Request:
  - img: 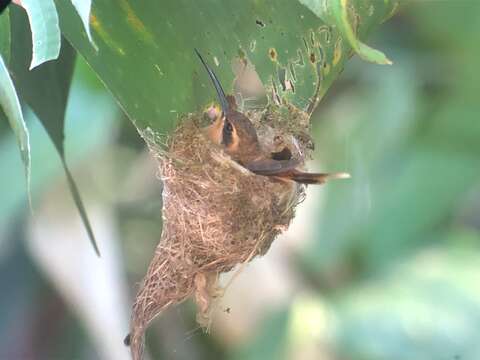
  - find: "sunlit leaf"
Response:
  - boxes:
[0,54,31,201]
[14,0,61,69]
[54,0,395,136]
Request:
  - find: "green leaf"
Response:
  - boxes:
[299,0,393,65]
[0,54,31,202]
[54,0,395,135]
[10,6,73,154]
[15,0,61,69]
[62,158,100,256]
[0,75,118,237]
[70,0,96,49]
[9,6,100,256]
[0,8,11,63]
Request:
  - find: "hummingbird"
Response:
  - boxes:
[195,49,350,185]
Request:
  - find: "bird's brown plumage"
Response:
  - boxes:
[196,49,349,185]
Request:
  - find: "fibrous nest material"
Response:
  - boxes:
[128,104,312,360]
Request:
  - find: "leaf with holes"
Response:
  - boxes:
[299,0,394,65]
[54,0,397,137]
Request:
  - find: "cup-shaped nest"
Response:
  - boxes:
[128,105,312,359]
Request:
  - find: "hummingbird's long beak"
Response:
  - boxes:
[195,48,230,115]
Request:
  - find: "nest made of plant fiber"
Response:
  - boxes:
[128,105,312,360]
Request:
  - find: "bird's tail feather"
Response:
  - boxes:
[286,171,351,185]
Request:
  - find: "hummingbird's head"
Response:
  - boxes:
[204,108,259,160]
[221,110,259,157]
[196,49,260,161]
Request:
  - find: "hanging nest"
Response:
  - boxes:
[127,104,313,360]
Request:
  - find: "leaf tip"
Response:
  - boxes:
[357,42,393,66]
[62,159,101,257]
[92,237,101,257]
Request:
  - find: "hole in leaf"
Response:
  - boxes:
[316,61,322,77]
[278,67,286,91]
[269,48,277,61]
[286,80,295,93]
[318,25,332,44]
[310,31,316,47]
[271,80,281,105]
[255,19,265,27]
[303,37,309,51]
[297,49,305,66]
[326,26,333,43]
[289,62,297,82]
[317,46,325,64]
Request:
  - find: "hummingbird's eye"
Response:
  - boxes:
[224,120,233,133]
[222,120,234,145]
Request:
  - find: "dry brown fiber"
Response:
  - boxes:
[128,104,315,360]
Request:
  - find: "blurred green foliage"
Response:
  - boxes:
[1,1,480,360]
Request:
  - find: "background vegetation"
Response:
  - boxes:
[1,1,480,359]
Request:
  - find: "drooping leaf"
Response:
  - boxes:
[298,0,394,65]
[54,0,396,136]
[70,0,96,49]
[14,0,61,69]
[62,158,100,256]
[0,54,31,201]
[0,8,10,63]
[0,73,118,239]
[10,6,73,154]
[9,5,100,256]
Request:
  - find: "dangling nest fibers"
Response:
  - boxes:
[128,104,312,360]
